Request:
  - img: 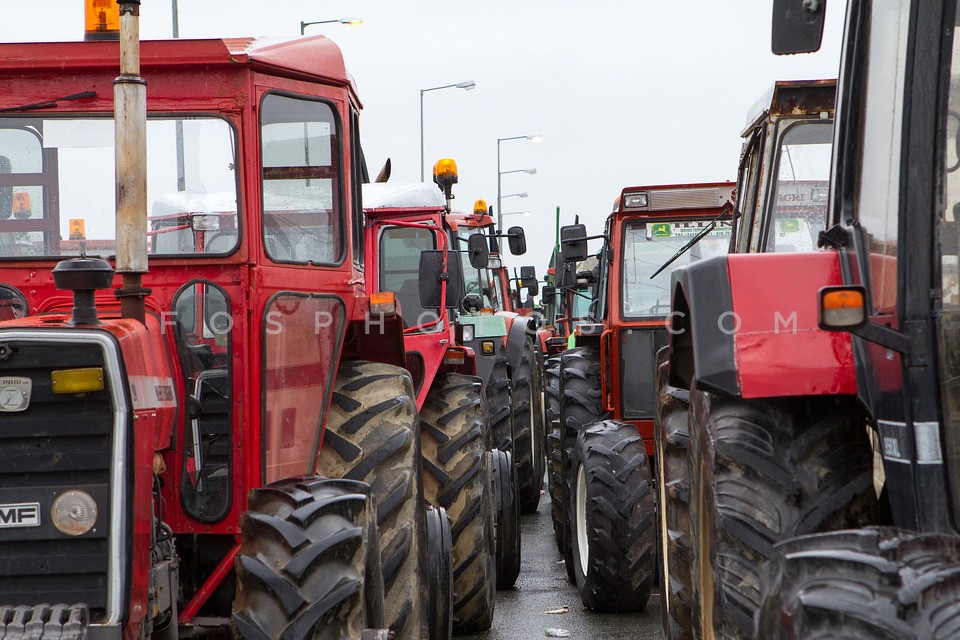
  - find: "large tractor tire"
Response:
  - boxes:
[233,477,382,640]
[559,347,608,582]
[420,373,496,633]
[654,357,694,640]
[492,448,521,589]
[512,338,545,514]
[570,420,655,612]
[544,356,564,552]
[756,527,960,639]
[424,504,453,640]
[317,362,427,640]
[688,390,879,639]
[486,351,514,454]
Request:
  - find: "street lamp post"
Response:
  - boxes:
[420,81,476,181]
[497,134,542,232]
[300,18,363,35]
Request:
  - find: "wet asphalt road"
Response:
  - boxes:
[461,487,665,640]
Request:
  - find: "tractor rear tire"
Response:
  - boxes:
[420,373,496,633]
[486,351,514,454]
[492,448,521,589]
[756,527,960,639]
[513,338,545,514]
[233,477,381,640]
[545,356,564,553]
[424,504,453,640]
[560,347,608,582]
[570,420,655,613]
[654,357,694,640]
[689,390,879,639]
[317,362,426,640]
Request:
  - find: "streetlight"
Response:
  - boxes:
[300,18,363,35]
[502,192,529,200]
[501,211,531,218]
[420,81,477,181]
[497,134,542,231]
[500,168,537,176]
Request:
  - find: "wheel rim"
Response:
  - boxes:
[576,463,589,576]
[529,382,538,466]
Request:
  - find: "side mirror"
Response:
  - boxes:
[419,251,464,309]
[520,265,539,296]
[771,0,826,55]
[560,224,588,262]
[507,226,527,255]
[542,285,557,301]
[468,233,490,269]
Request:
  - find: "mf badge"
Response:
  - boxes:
[0,377,31,412]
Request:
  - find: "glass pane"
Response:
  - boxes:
[260,94,343,265]
[457,229,495,307]
[621,220,732,318]
[940,9,960,527]
[173,282,233,522]
[0,117,238,259]
[263,295,345,483]
[379,226,438,328]
[765,121,833,253]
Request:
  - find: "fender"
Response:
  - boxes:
[669,251,856,398]
[502,310,534,374]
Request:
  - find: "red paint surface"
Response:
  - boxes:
[727,251,857,398]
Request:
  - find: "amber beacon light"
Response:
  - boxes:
[84,0,121,41]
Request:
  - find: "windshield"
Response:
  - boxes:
[571,286,594,319]
[621,219,731,318]
[0,116,237,259]
[765,120,833,252]
[379,225,439,329]
[456,228,496,307]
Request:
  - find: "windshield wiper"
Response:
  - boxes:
[0,91,97,113]
[649,205,736,280]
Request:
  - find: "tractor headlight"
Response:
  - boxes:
[51,490,98,536]
[461,324,475,343]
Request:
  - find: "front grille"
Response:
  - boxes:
[0,341,114,620]
[649,187,722,211]
[620,328,668,420]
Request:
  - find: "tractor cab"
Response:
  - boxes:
[559,182,735,449]
[733,79,836,254]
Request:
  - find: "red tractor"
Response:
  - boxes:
[653,78,837,640]
[655,1,960,637]
[756,0,960,636]
[0,7,453,640]
[362,165,523,594]
[552,182,735,612]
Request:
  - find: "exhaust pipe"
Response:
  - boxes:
[114,0,149,323]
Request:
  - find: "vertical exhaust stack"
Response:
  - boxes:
[114,0,149,323]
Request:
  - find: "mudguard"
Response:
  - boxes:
[669,251,856,399]
[503,311,535,374]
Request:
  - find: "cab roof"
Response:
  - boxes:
[0,36,359,100]
[741,78,836,137]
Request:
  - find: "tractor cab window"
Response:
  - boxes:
[621,219,731,319]
[260,93,344,265]
[173,281,233,522]
[736,127,765,252]
[0,116,238,259]
[379,225,439,328]
[764,121,833,252]
[456,229,495,308]
[939,8,960,527]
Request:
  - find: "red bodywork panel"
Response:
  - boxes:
[727,251,857,397]
[363,204,476,408]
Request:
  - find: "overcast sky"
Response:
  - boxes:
[0,1,846,275]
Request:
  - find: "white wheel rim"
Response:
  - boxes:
[576,463,589,576]
[530,382,538,466]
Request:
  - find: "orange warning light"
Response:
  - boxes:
[84,0,120,42]
[69,219,87,240]
[12,192,31,219]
